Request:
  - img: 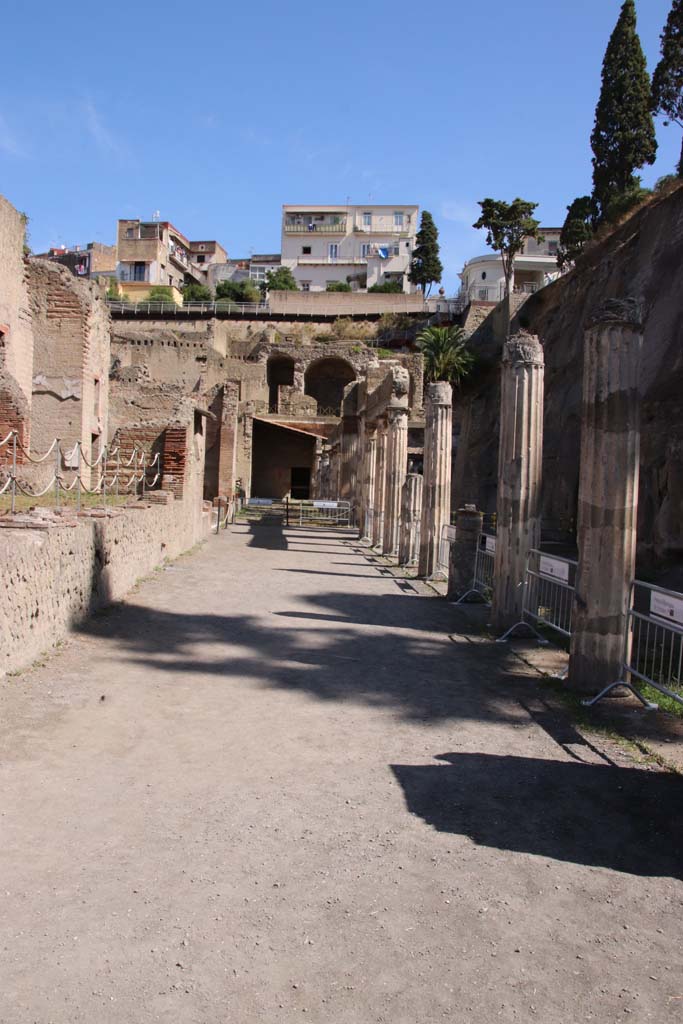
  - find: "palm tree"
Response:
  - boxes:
[417,325,475,385]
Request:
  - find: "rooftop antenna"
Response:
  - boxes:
[152,210,160,222]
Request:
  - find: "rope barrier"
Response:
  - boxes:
[0,431,15,449]
[14,477,59,498]
[17,438,59,464]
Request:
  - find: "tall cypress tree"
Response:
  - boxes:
[408,211,443,296]
[652,0,683,176]
[591,0,657,221]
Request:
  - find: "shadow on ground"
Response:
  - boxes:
[392,752,683,879]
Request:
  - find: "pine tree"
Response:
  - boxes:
[408,211,443,296]
[652,0,683,176]
[556,196,595,271]
[591,0,657,221]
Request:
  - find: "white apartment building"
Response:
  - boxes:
[459,228,562,303]
[280,205,419,293]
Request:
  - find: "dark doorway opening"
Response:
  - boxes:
[291,467,311,500]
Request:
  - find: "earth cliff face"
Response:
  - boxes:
[453,183,683,578]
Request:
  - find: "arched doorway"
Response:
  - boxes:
[267,354,296,413]
[304,357,356,416]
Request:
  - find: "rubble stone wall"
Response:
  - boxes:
[0,496,211,676]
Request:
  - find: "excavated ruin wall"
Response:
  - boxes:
[453,183,683,576]
[0,497,211,676]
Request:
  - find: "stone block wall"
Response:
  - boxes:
[0,496,211,676]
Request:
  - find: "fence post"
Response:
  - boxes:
[11,430,17,514]
[76,443,81,512]
[115,448,120,499]
[102,444,108,507]
[141,450,146,500]
[54,439,61,509]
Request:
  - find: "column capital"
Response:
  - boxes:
[424,381,452,407]
[586,297,642,331]
[504,331,544,368]
[386,405,409,426]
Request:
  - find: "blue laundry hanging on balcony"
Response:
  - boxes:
[377,247,389,259]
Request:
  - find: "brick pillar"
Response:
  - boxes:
[568,299,643,694]
[492,332,544,631]
[382,405,409,556]
[372,418,387,548]
[418,382,452,578]
[217,382,239,496]
[398,473,423,566]
[447,505,484,600]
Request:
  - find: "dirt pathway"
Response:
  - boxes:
[1,521,681,1023]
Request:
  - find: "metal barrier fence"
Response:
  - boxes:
[435,524,456,578]
[363,506,375,542]
[455,533,496,605]
[497,550,578,652]
[584,580,683,711]
[0,430,160,510]
[287,499,352,527]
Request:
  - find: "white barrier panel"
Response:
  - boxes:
[584,580,683,711]
[497,549,577,648]
[455,533,496,606]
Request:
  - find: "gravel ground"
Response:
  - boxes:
[1,520,681,1024]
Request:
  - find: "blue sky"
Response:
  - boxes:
[1,0,679,292]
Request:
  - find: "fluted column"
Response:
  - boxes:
[310,438,323,499]
[382,405,409,556]
[372,418,387,548]
[568,299,643,693]
[361,424,377,541]
[418,382,453,578]
[491,331,544,630]
[340,416,359,507]
[399,473,423,566]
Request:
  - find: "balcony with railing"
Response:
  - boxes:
[284,218,347,234]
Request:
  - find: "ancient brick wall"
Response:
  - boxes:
[28,261,111,476]
[0,195,34,447]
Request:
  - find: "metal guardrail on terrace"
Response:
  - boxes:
[107,300,269,317]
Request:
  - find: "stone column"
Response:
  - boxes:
[310,437,323,499]
[568,299,643,693]
[447,505,484,600]
[382,405,409,556]
[339,416,359,506]
[372,418,387,548]
[398,473,423,566]
[491,331,544,632]
[418,382,453,578]
[361,424,377,541]
[318,448,331,499]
